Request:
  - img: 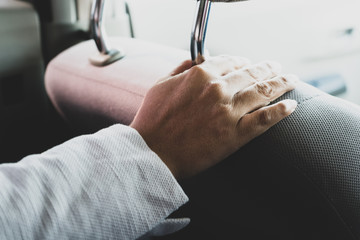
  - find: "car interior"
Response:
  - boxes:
[1,0,360,239]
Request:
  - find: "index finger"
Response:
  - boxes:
[169,60,194,76]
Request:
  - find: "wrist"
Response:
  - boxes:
[130,123,180,179]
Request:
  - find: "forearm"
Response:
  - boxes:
[0,124,188,240]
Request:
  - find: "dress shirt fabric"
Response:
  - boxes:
[0,124,189,239]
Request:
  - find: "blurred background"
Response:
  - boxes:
[27,0,360,104]
[102,0,360,105]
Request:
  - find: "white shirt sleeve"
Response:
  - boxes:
[0,124,189,240]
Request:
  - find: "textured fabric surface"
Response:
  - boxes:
[0,124,188,239]
[260,82,360,238]
[45,37,189,131]
[166,82,360,240]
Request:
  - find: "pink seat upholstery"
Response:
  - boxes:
[45,37,189,131]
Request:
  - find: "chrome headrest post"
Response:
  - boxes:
[89,0,125,66]
[191,0,212,65]
[190,0,247,65]
[91,0,109,54]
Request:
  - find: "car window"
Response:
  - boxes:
[104,0,360,105]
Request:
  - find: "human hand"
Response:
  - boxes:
[130,56,298,179]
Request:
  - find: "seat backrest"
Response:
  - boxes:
[176,82,360,240]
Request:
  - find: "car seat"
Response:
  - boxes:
[45,0,360,239]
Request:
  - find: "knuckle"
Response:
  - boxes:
[277,102,289,114]
[280,76,289,84]
[255,82,273,98]
[188,65,211,84]
[245,68,260,81]
[207,82,224,98]
[224,71,242,82]
[232,89,248,105]
[190,65,206,76]
[267,79,282,89]
[280,74,298,87]
[258,109,272,126]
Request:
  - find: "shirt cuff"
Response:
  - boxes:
[106,124,189,237]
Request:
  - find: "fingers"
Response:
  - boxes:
[170,60,194,76]
[222,61,283,96]
[201,55,251,77]
[237,99,298,145]
[156,59,193,84]
[241,61,282,82]
[232,74,298,115]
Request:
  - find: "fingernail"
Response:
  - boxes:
[285,99,298,113]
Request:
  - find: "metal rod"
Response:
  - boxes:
[89,0,126,66]
[191,0,212,65]
[90,0,110,54]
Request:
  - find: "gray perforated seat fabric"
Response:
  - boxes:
[162,82,360,240]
